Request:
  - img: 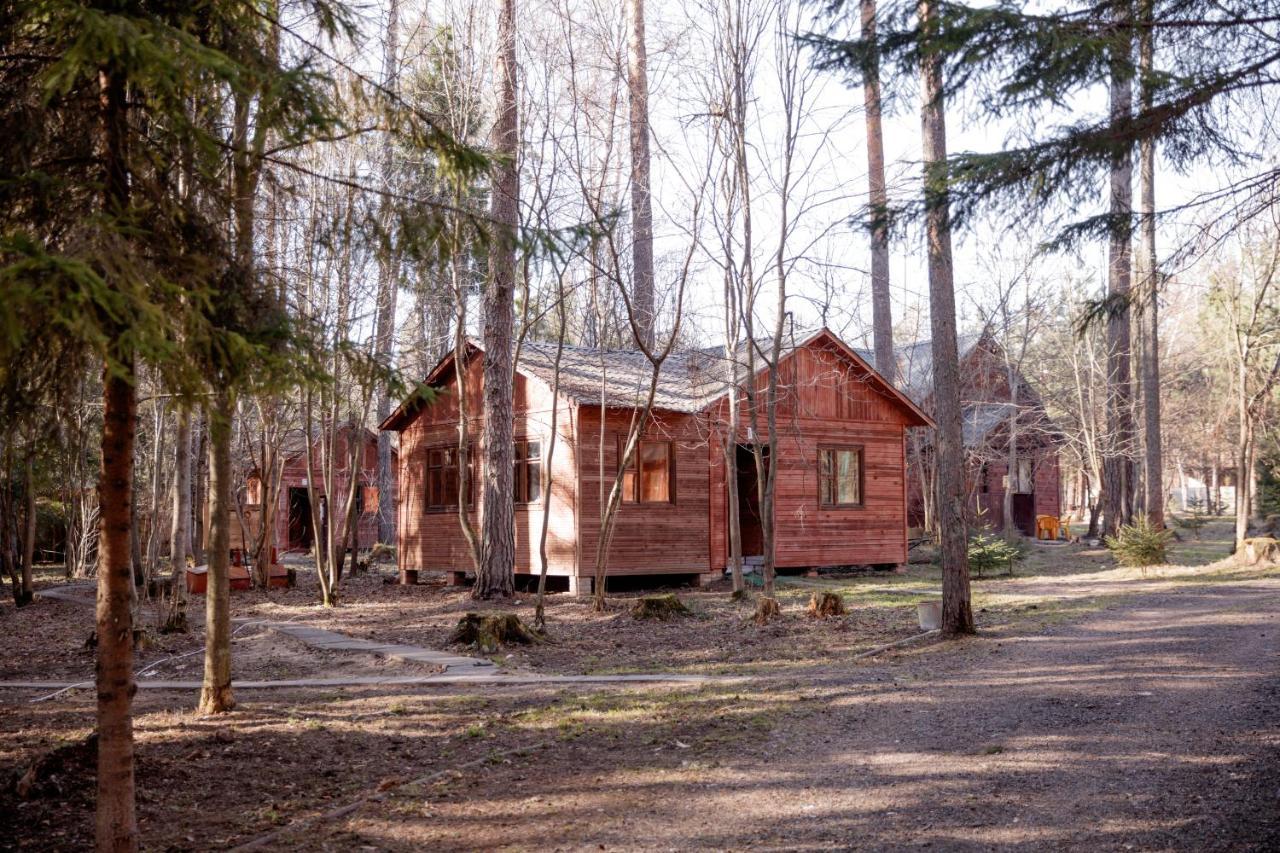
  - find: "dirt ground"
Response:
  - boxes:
[2,521,1278,850]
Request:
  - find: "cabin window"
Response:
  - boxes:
[619,438,674,504]
[425,444,472,511]
[513,439,542,505]
[819,446,864,507]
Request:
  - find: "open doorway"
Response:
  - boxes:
[1011,457,1036,536]
[736,444,770,558]
[287,487,314,550]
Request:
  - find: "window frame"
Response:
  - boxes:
[818,444,865,509]
[424,442,475,513]
[513,437,544,506]
[617,436,676,505]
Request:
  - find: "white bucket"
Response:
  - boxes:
[917,600,942,631]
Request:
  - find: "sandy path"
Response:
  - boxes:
[328,578,1280,851]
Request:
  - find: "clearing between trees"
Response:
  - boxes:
[2,521,1278,850]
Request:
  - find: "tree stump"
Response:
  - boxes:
[450,612,543,654]
[1242,537,1280,566]
[754,596,781,625]
[631,593,691,620]
[806,591,846,619]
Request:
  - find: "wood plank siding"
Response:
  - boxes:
[395,355,579,577]
[573,407,711,576]
[262,428,396,553]
[709,342,915,570]
[387,330,928,583]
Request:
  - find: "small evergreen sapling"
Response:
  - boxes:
[967,531,1023,577]
[1106,518,1174,568]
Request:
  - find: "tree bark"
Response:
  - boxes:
[1138,6,1163,528]
[1103,8,1136,537]
[95,61,139,853]
[21,455,35,605]
[919,0,973,635]
[374,0,401,545]
[191,413,206,565]
[96,360,139,853]
[862,0,894,385]
[475,0,518,599]
[164,407,191,630]
[627,0,655,350]
[199,393,234,714]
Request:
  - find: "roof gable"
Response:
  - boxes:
[381,327,933,431]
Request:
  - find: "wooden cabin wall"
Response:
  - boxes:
[259,429,396,553]
[969,447,1062,532]
[709,342,915,570]
[396,359,578,576]
[573,407,711,577]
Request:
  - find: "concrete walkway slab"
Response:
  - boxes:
[252,621,494,672]
[0,671,731,691]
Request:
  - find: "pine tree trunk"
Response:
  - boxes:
[475,0,518,600]
[1138,2,1164,528]
[627,0,655,350]
[862,0,894,384]
[96,360,139,853]
[919,0,973,635]
[199,394,234,714]
[95,62,139,853]
[1103,11,1136,537]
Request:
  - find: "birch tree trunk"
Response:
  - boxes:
[475,0,518,599]
[862,0,894,384]
[1103,9,1136,537]
[627,0,655,349]
[163,406,191,632]
[919,0,973,635]
[374,0,401,545]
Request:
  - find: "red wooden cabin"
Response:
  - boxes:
[889,333,1063,536]
[381,328,931,593]
[248,425,397,554]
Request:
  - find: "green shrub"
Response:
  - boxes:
[968,531,1024,577]
[1105,518,1174,568]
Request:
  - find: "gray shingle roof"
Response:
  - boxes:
[516,342,731,413]
[890,333,986,404]
[382,327,932,431]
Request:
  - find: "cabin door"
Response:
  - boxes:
[1011,494,1036,537]
[288,487,314,550]
[735,444,770,558]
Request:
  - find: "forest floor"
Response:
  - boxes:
[2,520,1279,850]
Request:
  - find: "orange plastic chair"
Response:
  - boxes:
[1035,515,1060,540]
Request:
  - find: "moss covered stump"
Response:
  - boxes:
[451,612,543,654]
[754,596,781,625]
[631,593,691,620]
[806,591,846,619]
[1242,537,1280,566]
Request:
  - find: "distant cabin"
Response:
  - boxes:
[888,333,1063,536]
[381,328,932,593]
[246,425,397,554]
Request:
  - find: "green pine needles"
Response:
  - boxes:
[1106,517,1174,568]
